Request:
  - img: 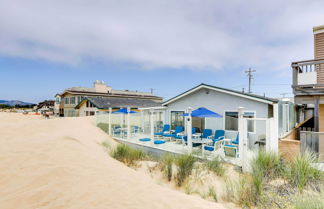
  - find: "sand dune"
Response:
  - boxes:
[0,113,225,209]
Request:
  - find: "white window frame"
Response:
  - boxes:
[223,110,256,134]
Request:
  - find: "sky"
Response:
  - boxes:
[0,0,324,103]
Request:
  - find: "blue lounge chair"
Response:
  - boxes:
[201,129,212,140]
[163,126,184,138]
[154,124,171,136]
[203,130,225,152]
[208,130,225,141]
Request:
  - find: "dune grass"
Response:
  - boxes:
[175,155,196,186]
[159,153,174,181]
[294,191,324,209]
[286,151,323,191]
[111,144,146,166]
[205,156,225,177]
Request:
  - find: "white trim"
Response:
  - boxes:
[223,110,256,134]
[163,85,275,106]
[139,106,166,110]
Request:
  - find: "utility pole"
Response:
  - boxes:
[280,93,288,98]
[149,88,155,94]
[245,68,256,93]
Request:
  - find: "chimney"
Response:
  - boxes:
[313,25,324,59]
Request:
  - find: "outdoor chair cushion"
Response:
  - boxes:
[154,140,166,144]
[204,146,214,151]
[139,138,151,142]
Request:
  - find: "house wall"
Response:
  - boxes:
[164,87,271,140]
[314,29,324,84]
[78,103,98,117]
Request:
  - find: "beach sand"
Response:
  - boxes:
[0,113,226,209]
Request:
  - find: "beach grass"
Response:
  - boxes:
[111,144,146,166]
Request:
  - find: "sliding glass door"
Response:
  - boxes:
[170,111,185,129]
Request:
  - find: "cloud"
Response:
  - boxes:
[0,0,323,71]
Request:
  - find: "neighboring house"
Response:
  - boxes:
[35,100,55,114]
[54,80,162,117]
[159,83,294,142]
[75,96,162,116]
[292,25,324,158]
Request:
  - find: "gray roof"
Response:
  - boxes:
[76,97,162,109]
[163,83,278,105]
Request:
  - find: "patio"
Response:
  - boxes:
[95,106,277,170]
[111,132,241,166]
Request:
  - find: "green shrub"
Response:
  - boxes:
[111,144,146,166]
[205,157,225,177]
[175,155,196,186]
[159,153,174,181]
[287,151,323,191]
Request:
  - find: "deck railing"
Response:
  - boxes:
[300,131,324,162]
[292,59,324,92]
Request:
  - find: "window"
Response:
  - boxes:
[225,111,255,132]
[77,96,82,103]
[65,97,69,104]
[55,97,60,104]
[170,111,184,129]
[70,97,75,104]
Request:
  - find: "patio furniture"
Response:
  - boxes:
[112,126,122,135]
[175,128,196,142]
[132,126,141,134]
[154,124,171,136]
[207,130,225,141]
[163,126,184,139]
[231,133,239,145]
[201,129,212,140]
[139,138,151,142]
[203,130,225,152]
[223,144,239,158]
[154,140,166,145]
[182,136,204,147]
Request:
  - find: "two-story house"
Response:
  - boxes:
[292,25,324,159]
[54,81,163,117]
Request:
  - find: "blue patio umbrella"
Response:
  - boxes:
[183,107,222,118]
[112,108,137,114]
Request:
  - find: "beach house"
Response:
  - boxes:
[75,96,161,116]
[161,83,294,144]
[292,25,324,160]
[54,81,162,117]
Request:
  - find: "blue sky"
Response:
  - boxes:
[1,0,323,103]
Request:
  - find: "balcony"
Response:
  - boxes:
[292,59,324,96]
